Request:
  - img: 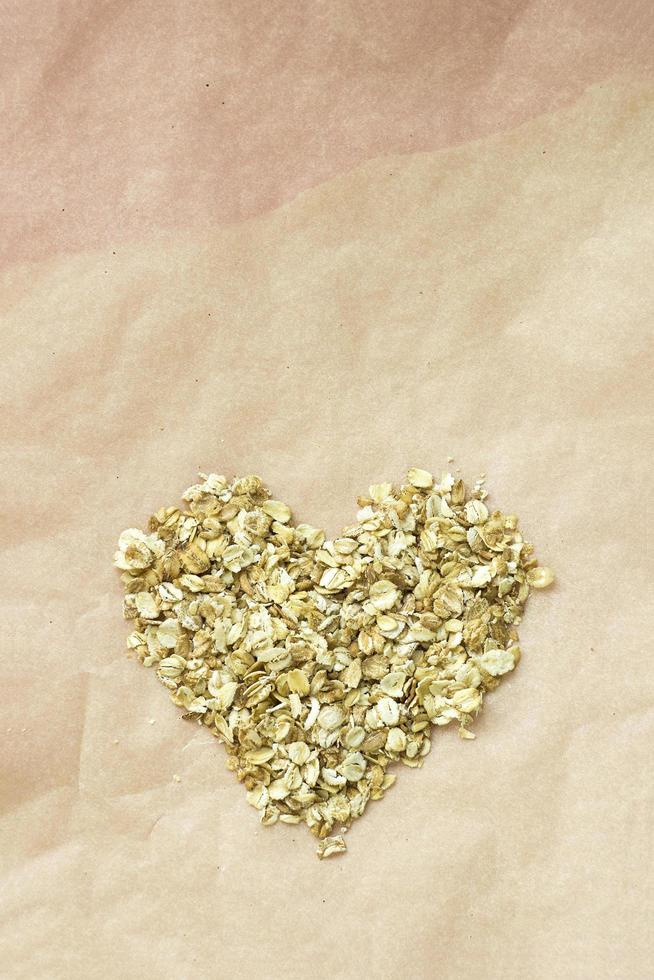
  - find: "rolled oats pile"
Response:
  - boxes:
[115,467,553,857]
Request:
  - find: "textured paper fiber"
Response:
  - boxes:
[1,4,653,978]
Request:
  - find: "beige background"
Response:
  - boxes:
[1,4,653,979]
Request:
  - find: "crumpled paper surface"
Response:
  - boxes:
[2,4,653,979]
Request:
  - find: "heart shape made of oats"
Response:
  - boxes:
[115,467,553,858]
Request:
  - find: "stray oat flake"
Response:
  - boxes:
[115,467,554,858]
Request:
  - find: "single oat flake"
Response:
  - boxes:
[115,467,554,858]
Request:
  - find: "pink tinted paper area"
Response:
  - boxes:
[1,3,653,979]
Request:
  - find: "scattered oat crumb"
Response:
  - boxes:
[316,835,347,859]
[113,738,119,745]
[172,774,181,783]
[148,718,156,725]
